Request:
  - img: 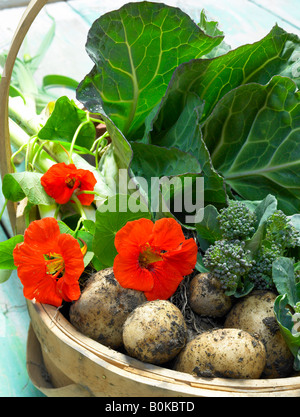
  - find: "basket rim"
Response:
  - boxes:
[27,300,300,395]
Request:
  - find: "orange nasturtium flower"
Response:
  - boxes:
[13,217,85,307]
[41,162,97,205]
[113,218,198,301]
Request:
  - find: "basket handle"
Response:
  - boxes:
[0,0,48,231]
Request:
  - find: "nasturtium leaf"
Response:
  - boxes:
[0,235,24,270]
[202,76,300,214]
[2,174,25,202]
[92,194,152,267]
[38,96,96,152]
[0,270,13,284]
[2,172,54,205]
[76,1,223,140]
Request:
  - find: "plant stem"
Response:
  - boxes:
[54,204,61,219]
[0,199,8,223]
[68,118,91,164]
[73,216,84,237]
[71,194,87,220]
[91,131,109,169]
[9,118,55,172]
[76,190,106,198]
[10,143,27,173]
[8,98,41,135]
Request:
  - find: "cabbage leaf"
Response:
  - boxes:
[202,76,300,214]
[77,1,223,140]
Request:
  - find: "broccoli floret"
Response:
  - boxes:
[247,210,300,290]
[248,244,280,291]
[203,204,300,296]
[203,239,254,292]
[217,200,256,240]
[265,210,300,253]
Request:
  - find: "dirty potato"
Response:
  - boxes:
[224,291,294,378]
[174,328,266,379]
[188,273,232,317]
[122,300,187,365]
[69,268,146,349]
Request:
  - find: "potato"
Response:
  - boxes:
[174,328,266,379]
[224,291,294,378]
[122,300,187,365]
[69,268,146,349]
[188,273,232,317]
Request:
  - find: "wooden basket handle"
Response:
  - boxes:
[0,0,48,231]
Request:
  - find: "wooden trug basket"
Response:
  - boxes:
[2,0,300,397]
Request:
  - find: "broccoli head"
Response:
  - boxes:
[265,210,300,253]
[248,244,280,291]
[245,211,300,291]
[217,200,256,240]
[203,202,300,296]
[203,239,254,292]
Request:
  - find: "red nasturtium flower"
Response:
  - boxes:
[113,218,198,301]
[13,217,85,307]
[41,162,97,205]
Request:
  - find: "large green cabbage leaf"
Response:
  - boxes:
[202,76,300,214]
[76,1,223,140]
[147,25,300,140]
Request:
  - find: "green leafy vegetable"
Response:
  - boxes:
[130,143,201,179]
[202,76,300,214]
[142,92,227,210]
[77,1,223,140]
[148,25,300,135]
[198,10,230,58]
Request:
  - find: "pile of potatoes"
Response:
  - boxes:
[69,268,294,380]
